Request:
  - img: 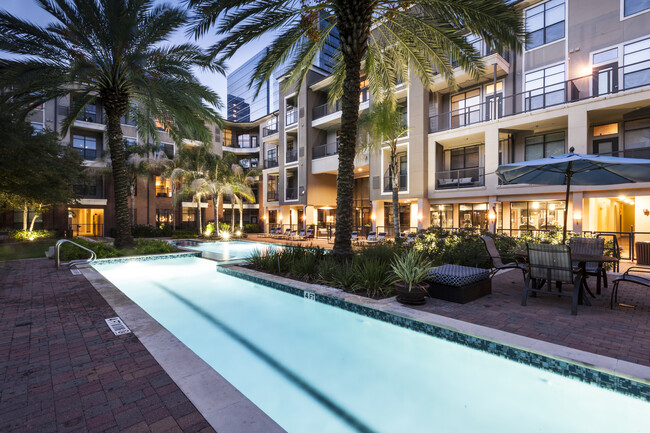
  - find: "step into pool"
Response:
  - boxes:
[93,256,650,433]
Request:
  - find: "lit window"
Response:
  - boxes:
[624,0,650,17]
[155,176,172,197]
[593,123,619,137]
[525,0,565,50]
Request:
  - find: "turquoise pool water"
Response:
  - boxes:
[180,240,279,261]
[93,256,650,433]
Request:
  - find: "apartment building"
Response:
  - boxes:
[260,0,650,244]
[3,94,223,236]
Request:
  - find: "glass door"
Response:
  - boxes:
[593,62,618,96]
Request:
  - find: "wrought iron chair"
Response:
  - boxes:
[611,267,650,309]
[480,236,527,280]
[522,243,584,315]
[569,237,606,294]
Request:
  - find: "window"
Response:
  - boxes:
[430,204,454,228]
[623,38,650,89]
[526,0,565,50]
[156,209,174,227]
[451,89,480,128]
[78,103,98,123]
[525,132,565,160]
[593,48,618,65]
[74,176,102,197]
[510,201,565,231]
[72,134,98,160]
[525,64,565,110]
[450,146,480,170]
[594,123,619,137]
[267,176,278,201]
[459,203,488,229]
[31,123,44,134]
[155,176,172,197]
[624,118,650,158]
[222,129,233,147]
[624,0,650,17]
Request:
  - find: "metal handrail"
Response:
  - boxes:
[55,239,97,270]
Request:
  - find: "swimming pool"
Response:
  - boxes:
[178,240,280,261]
[93,256,650,433]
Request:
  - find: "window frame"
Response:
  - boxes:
[524,131,566,161]
[524,0,566,51]
[621,0,650,19]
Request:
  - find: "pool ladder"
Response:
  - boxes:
[55,239,97,270]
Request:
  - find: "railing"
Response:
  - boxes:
[595,148,650,159]
[59,105,104,124]
[69,223,105,237]
[72,147,101,160]
[383,173,408,192]
[223,135,259,149]
[286,148,298,163]
[286,187,298,200]
[55,239,97,270]
[429,60,650,134]
[264,158,278,169]
[263,126,278,137]
[286,108,298,126]
[375,226,419,238]
[267,190,278,201]
[436,167,485,189]
[313,100,342,120]
[312,141,339,159]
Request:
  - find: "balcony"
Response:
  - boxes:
[312,141,338,159]
[383,173,408,192]
[286,187,298,201]
[286,108,298,126]
[436,167,485,190]
[312,87,370,121]
[286,148,298,163]
[267,190,278,202]
[264,157,278,169]
[59,105,105,130]
[263,126,278,137]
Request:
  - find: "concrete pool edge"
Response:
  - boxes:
[78,264,286,433]
[219,264,650,401]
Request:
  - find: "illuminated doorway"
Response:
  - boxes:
[69,208,104,237]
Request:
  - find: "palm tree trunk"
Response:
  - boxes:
[332,0,373,260]
[231,201,235,231]
[130,185,135,225]
[171,185,176,231]
[103,97,134,249]
[238,197,244,230]
[196,198,202,235]
[213,197,218,230]
[391,146,400,238]
[216,193,221,233]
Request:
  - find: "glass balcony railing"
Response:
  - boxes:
[383,173,408,192]
[263,126,278,136]
[312,141,339,159]
[285,187,298,201]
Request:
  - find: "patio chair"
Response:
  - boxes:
[303,228,314,240]
[275,228,291,239]
[480,236,527,280]
[364,231,377,244]
[522,243,584,315]
[351,231,359,242]
[291,229,306,240]
[376,232,387,243]
[569,237,606,294]
[611,267,650,309]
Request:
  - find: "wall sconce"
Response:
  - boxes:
[370,213,376,221]
[532,201,540,209]
[573,212,582,221]
[278,213,283,221]
[302,214,306,221]
[417,213,423,222]
[488,210,496,221]
[644,209,650,216]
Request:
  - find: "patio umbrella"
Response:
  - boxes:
[496,147,650,242]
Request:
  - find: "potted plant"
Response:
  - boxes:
[391,249,433,305]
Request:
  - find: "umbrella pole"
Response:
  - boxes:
[562,163,573,243]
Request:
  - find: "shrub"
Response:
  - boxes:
[171,229,198,239]
[244,223,261,233]
[9,229,55,241]
[131,224,160,238]
[133,239,180,255]
[58,238,180,261]
[391,249,433,291]
[329,261,357,290]
[353,258,395,298]
[218,222,231,233]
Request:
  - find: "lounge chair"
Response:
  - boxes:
[364,231,377,244]
[376,232,387,242]
[569,237,607,294]
[262,227,279,238]
[351,231,359,244]
[611,267,650,309]
[291,229,306,240]
[481,236,527,280]
[275,228,291,239]
[302,228,314,240]
[522,243,584,315]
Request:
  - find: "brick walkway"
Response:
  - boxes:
[414,269,650,367]
[0,258,215,433]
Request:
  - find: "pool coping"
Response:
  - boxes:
[78,263,286,433]
[218,264,650,402]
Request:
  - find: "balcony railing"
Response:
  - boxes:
[223,135,259,149]
[263,126,278,137]
[267,190,278,201]
[312,87,370,120]
[58,105,104,124]
[312,141,339,159]
[383,173,408,192]
[436,167,485,189]
[429,60,650,134]
[286,148,298,163]
[286,108,298,126]
[72,147,100,160]
[286,187,298,200]
[264,158,278,169]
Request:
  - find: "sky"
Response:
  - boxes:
[1,0,274,116]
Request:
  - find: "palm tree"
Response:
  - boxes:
[0,0,222,248]
[359,98,409,238]
[188,0,524,259]
[229,164,261,231]
[193,153,238,235]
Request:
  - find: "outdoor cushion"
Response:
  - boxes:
[459,177,473,184]
[427,264,490,287]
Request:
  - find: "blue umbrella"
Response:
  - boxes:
[496,147,650,241]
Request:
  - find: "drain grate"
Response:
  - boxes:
[105,317,131,336]
[70,268,81,275]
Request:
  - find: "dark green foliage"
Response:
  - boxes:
[244,223,261,233]
[131,225,173,238]
[171,230,199,239]
[352,258,395,298]
[58,238,181,261]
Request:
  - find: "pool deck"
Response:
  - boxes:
[3,254,650,433]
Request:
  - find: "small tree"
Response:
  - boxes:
[359,98,409,237]
[0,114,83,233]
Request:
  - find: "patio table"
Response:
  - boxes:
[515,251,619,306]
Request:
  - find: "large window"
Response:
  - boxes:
[72,134,98,160]
[624,0,650,17]
[624,118,650,158]
[525,64,565,110]
[623,38,650,89]
[430,204,454,228]
[459,203,488,229]
[525,132,565,160]
[155,176,171,197]
[525,0,565,50]
[267,176,278,201]
[451,89,480,128]
[510,201,565,232]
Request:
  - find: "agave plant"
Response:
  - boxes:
[391,249,433,292]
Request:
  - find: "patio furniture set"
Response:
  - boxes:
[262,227,314,241]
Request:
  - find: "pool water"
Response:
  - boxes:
[180,240,279,261]
[93,257,650,433]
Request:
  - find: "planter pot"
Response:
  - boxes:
[395,282,428,305]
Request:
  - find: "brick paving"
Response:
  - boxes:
[0,258,216,433]
[414,269,650,367]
